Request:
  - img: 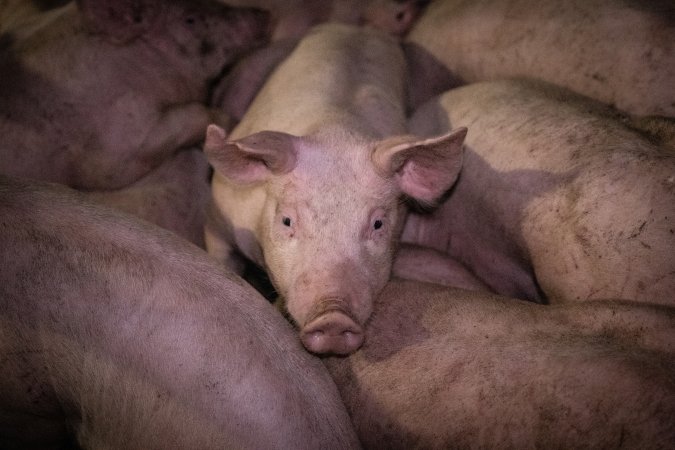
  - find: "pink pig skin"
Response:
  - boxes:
[0,0,268,189]
[406,0,675,116]
[205,23,466,355]
[405,79,675,305]
[0,174,360,450]
[324,279,675,449]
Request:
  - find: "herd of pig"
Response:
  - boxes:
[1,0,674,448]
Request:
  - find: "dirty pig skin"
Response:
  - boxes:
[405,78,675,305]
[324,278,675,449]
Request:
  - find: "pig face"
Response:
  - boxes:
[206,125,466,355]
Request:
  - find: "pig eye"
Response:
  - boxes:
[373,219,383,230]
[282,217,292,227]
[185,17,196,25]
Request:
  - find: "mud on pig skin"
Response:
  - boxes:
[324,279,675,449]
[0,0,268,190]
[406,0,675,116]
[0,174,360,450]
[205,23,466,355]
[405,78,675,305]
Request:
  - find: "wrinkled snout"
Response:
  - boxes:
[300,298,364,355]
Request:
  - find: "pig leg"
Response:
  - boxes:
[394,243,492,293]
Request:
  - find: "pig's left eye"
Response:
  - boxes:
[282,216,292,227]
[373,219,383,230]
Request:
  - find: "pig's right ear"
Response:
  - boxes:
[204,125,298,184]
[77,0,159,44]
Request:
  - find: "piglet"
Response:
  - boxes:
[0,174,360,449]
[205,23,466,355]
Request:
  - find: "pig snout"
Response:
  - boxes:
[300,298,364,356]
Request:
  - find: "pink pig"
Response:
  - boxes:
[205,23,465,355]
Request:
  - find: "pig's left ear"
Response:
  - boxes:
[205,124,298,184]
[77,0,160,44]
[372,127,467,206]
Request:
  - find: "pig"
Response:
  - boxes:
[85,148,211,247]
[0,174,360,449]
[323,279,675,449]
[0,0,268,190]
[405,0,675,116]
[404,78,675,304]
[210,0,431,126]
[221,0,427,40]
[204,23,466,355]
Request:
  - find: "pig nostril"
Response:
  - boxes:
[300,311,364,355]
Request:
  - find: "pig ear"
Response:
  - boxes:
[372,127,467,206]
[204,125,298,184]
[77,0,160,43]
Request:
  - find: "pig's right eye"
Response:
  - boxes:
[282,217,292,227]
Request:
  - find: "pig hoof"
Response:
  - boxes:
[301,311,364,355]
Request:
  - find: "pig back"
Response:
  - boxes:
[231,22,408,139]
[324,279,675,449]
[0,175,360,449]
[406,78,675,305]
[406,0,675,116]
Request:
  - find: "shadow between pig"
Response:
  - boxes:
[407,140,577,303]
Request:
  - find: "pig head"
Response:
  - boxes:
[205,125,465,355]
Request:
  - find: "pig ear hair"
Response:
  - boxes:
[77,0,160,44]
[372,127,467,206]
[204,125,298,184]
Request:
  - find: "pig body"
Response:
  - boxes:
[405,79,675,304]
[0,0,267,189]
[0,174,360,449]
[86,148,211,247]
[222,0,426,40]
[406,0,675,116]
[324,279,675,448]
[205,23,466,354]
